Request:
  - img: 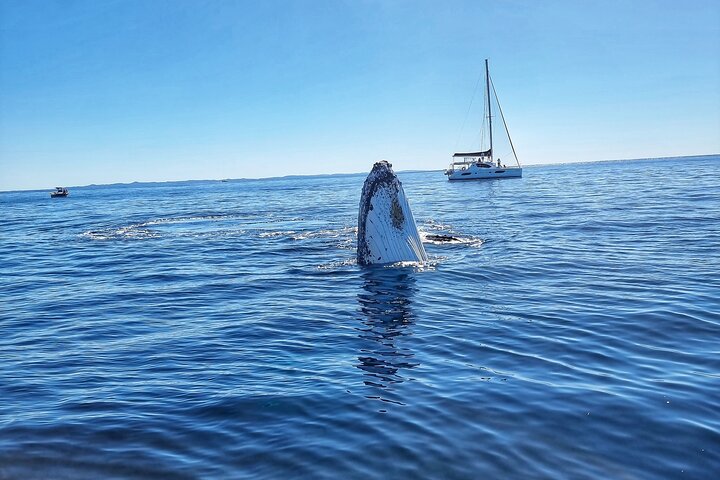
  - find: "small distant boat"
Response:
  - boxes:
[50,187,69,198]
[445,59,522,181]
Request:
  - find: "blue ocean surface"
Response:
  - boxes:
[1,155,719,479]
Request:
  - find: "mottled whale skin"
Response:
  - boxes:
[357,161,428,265]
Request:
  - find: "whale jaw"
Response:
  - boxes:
[357,161,428,266]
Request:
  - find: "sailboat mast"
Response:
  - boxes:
[485,59,493,160]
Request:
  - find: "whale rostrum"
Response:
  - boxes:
[357,161,428,265]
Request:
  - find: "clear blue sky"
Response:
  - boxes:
[1,0,719,191]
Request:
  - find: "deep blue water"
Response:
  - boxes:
[1,156,719,479]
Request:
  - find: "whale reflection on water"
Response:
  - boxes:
[356,267,419,405]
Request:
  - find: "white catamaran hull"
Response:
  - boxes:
[446,165,522,181]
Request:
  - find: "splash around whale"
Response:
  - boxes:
[357,161,428,266]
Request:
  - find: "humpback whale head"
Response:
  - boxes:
[357,161,428,266]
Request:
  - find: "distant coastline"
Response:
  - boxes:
[522,153,719,168]
[2,153,718,194]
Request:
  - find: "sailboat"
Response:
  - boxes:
[445,59,522,180]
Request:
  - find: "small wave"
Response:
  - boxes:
[141,214,234,227]
[422,218,454,230]
[385,260,438,271]
[317,258,357,270]
[81,227,161,241]
[256,226,356,243]
[80,214,246,241]
[292,226,356,241]
[258,230,297,238]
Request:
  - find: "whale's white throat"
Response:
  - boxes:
[357,161,428,265]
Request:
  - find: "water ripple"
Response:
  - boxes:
[1,157,720,478]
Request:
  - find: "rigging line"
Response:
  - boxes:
[479,83,487,150]
[489,74,521,167]
[455,70,484,150]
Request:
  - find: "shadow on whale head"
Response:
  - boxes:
[357,161,428,266]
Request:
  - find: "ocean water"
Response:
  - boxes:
[1,155,719,479]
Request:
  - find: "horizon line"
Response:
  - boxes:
[2,153,718,194]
